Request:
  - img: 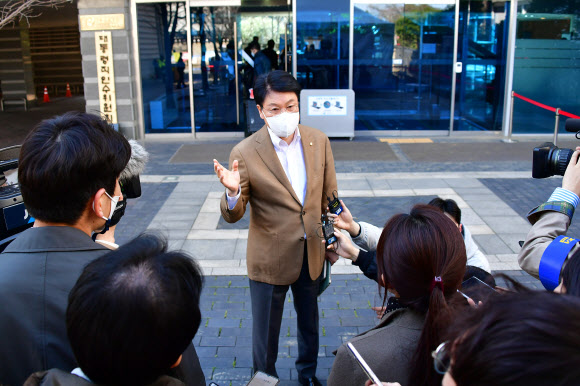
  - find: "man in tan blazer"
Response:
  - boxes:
[213,71,337,386]
[519,146,580,290]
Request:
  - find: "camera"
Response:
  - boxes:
[0,146,34,252]
[532,119,580,179]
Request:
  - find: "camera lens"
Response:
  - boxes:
[550,148,574,176]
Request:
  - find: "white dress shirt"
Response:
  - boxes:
[227,127,307,209]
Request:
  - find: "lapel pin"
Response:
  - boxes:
[309,142,313,146]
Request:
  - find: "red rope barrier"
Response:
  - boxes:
[513,92,580,119]
[560,110,580,119]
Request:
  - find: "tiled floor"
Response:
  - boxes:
[139,171,533,275]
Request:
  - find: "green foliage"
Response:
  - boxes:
[395,17,420,49]
[241,16,289,47]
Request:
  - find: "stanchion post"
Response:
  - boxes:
[554,108,560,146]
[502,90,516,143]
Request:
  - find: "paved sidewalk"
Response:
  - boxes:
[194,269,539,386]
[139,171,536,275]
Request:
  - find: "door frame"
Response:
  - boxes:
[132,0,242,138]
[348,0,459,134]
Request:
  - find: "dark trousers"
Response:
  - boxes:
[249,245,320,379]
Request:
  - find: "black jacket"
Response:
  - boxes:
[25,368,185,386]
[254,51,272,76]
[353,249,378,282]
[0,227,205,386]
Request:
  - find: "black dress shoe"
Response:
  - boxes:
[298,375,322,386]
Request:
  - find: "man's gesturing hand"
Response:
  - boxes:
[562,147,580,196]
[213,159,240,197]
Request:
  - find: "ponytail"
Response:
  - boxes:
[375,205,467,386]
[408,283,457,386]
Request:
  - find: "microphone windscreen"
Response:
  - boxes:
[119,140,149,181]
[565,118,580,133]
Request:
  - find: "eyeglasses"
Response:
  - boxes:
[432,341,451,375]
[262,104,299,117]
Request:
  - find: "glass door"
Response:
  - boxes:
[136,1,192,133]
[190,5,241,132]
[453,0,509,131]
[351,0,456,131]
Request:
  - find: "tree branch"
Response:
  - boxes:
[0,0,69,30]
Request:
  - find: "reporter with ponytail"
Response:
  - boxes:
[327,205,467,386]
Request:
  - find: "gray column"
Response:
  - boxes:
[77,0,139,139]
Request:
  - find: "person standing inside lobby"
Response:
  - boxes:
[213,70,337,386]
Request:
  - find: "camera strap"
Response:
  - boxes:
[539,235,578,290]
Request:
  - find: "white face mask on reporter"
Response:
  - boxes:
[92,191,121,227]
[264,111,300,139]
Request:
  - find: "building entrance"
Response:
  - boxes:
[135,0,291,135]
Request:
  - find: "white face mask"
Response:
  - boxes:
[264,111,300,138]
[93,191,121,222]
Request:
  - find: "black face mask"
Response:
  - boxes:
[109,193,127,227]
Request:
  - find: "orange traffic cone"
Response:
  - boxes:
[43,86,50,103]
[65,83,71,97]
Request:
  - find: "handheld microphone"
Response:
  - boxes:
[109,140,149,227]
[119,140,149,199]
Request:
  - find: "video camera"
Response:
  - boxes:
[533,119,580,178]
[0,146,34,252]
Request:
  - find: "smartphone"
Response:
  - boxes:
[246,371,279,386]
[347,342,382,386]
[460,276,497,304]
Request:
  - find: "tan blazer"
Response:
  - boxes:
[220,124,337,285]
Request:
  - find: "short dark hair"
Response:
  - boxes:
[18,112,130,224]
[66,234,204,385]
[267,39,275,48]
[254,70,301,107]
[446,291,580,385]
[563,250,580,296]
[249,41,260,51]
[428,197,461,224]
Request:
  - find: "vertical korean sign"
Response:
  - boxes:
[95,31,117,124]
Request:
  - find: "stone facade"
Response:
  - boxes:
[78,0,139,139]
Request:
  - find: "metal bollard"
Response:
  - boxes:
[502,91,517,143]
[553,108,560,146]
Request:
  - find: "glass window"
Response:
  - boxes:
[512,2,580,134]
[137,2,191,134]
[296,0,350,90]
[352,3,456,131]
[190,6,241,132]
[454,0,509,131]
